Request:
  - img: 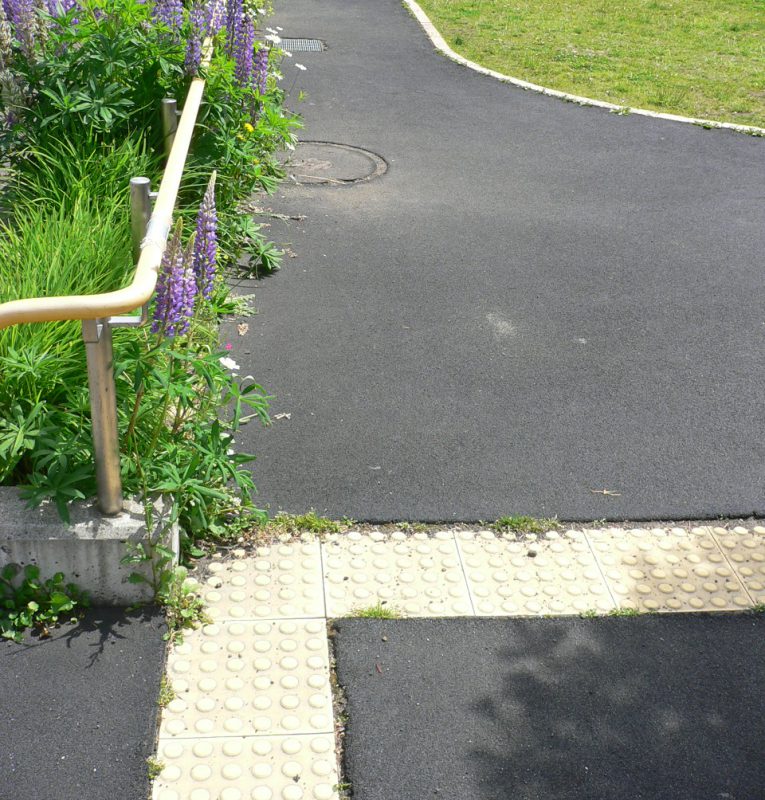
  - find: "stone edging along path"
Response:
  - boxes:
[151,523,765,800]
[402,0,765,137]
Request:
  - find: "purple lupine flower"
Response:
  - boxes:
[233,10,254,88]
[7,0,37,60]
[152,0,183,36]
[184,2,204,76]
[205,0,224,35]
[152,224,197,337]
[192,172,217,299]
[224,0,242,56]
[254,44,268,96]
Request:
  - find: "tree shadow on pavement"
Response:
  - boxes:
[468,614,765,800]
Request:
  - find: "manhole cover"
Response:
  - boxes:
[280,37,325,52]
[286,141,388,185]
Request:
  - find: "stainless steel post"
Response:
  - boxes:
[129,177,151,265]
[161,98,178,160]
[82,318,123,515]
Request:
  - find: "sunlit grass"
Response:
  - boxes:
[418,0,765,127]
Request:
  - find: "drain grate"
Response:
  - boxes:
[279,37,325,52]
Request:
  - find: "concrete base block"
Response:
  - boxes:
[0,487,179,605]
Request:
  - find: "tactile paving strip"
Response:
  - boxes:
[709,525,765,605]
[185,543,325,621]
[322,531,473,617]
[152,733,338,800]
[456,529,615,615]
[160,619,333,739]
[588,527,752,612]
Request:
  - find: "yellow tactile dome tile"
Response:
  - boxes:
[708,525,765,605]
[160,619,334,739]
[455,529,615,615]
[152,733,339,800]
[587,527,752,612]
[322,530,473,617]
[185,543,326,621]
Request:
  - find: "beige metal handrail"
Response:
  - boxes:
[0,43,213,514]
[0,68,208,328]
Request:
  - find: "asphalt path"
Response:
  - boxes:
[333,615,765,800]
[230,0,765,521]
[0,607,166,800]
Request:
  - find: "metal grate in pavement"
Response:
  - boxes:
[279,37,325,52]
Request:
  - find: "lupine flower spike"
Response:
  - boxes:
[206,0,225,36]
[152,0,183,37]
[224,0,242,56]
[233,9,254,88]
[184,2,204,76]
[254,44,268,96]
[7,0,37,60]
[152,222,197,338]
[193,171,218,300]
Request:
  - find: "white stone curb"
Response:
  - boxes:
[402,0,765,137]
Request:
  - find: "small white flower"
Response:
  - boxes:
[219,357,240,372]
[257,8,266,14]
[265,26,277,34]
[276,26,283,31]
[285,142,295,150]
[265,34,281,44]
[295,63,307,71]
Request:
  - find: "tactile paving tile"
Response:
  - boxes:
[456,529,615,615]
[152,733,338,800]
[184,543,325,621]
[708,525,765,605]
[322,531,473,617]
[160,619,333,738]
[587,527,752,612]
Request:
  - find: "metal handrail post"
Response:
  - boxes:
[161,98,178,160]
[82,318,123,514]
[129,177,152,264]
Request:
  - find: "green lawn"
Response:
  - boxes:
[416,0,765,127]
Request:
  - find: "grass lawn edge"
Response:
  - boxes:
[402,0,765,137]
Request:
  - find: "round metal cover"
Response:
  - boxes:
[286,141,387,185]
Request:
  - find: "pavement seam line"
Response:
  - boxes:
[451,529,478,616]
[581,528,619,611]
[401,0,765,137]
[318,536,330,620]
[705,526,758,607]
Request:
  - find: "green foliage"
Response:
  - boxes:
[0,1,299,616]
[0,563,90,642]
[147,756,165,781]
[351,603,400,619]
[609,607,642,617]
[1,0,184,157]
[492,515,562,533]
[228,215,284,277]
[123,530,210,643]
[157,566,210,643]
[270,511,350,535]
[158,674,176,708]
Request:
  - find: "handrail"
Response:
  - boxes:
[0,43,212,330]
[0,42,214,515]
